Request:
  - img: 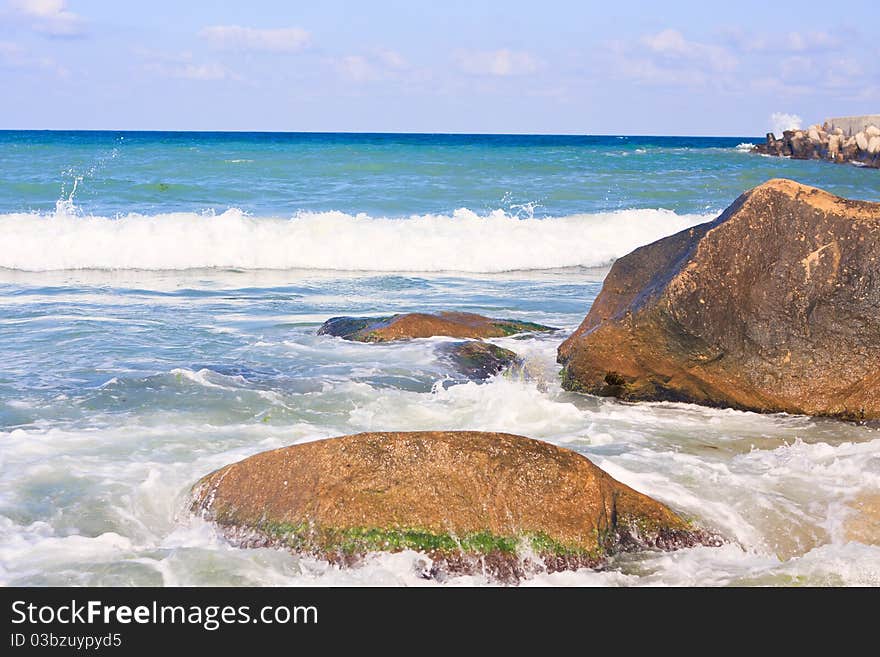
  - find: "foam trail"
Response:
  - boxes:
[0,207,713,272]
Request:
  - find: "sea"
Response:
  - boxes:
[1,131,879,586]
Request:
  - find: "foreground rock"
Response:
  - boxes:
[558,179,880,421]
[318,311,556,342]
[438,341,519,380]
[191,431,715,581]
[753,115,880,168]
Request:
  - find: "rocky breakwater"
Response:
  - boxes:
[191,431,718,581]
[558,179,880,421]
[318,311,557,381]
[753,115,880,168]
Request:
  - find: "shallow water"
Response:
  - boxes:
[1,268,877,586]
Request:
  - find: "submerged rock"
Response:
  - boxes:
[558,179,880,420]
[191,431,716,581]
[438,340,519,380]
[845,493,880,546]
[317,311,556,342]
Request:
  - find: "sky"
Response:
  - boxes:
[0,0,877,135]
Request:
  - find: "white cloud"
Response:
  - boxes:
[9,0,85,37]
[136,49,235,82]
[332,49,409,82]
[0,40,22,58]
[335,55,376,82]
[170,63,229,81]
[770,112,802,136]
[784,31,840,53]
[603,29,740,90]
[614,55,709,86]
[643,29,690,55]
[0,39,68,76]
[607,29,739,88]
[751,48,871,98]
[641,29,737,73]
[374,49,407,70]
[779,55,813,79]
[455,49,538,76]
[199,25,310,53]
[828,57,863,78]
[725,28,842,54]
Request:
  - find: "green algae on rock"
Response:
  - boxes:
[191,431,719,581]
[438,340,519,380]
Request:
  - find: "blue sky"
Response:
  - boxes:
[1,0,877,135]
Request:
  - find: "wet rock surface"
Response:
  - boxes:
[191,431,717,581]
[317,311,556,342]
[437,340,520,380]
[558,179,880,420]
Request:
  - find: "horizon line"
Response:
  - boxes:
[0,128,763,139]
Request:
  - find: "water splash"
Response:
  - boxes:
[56,142,122,216]
[56,174,82,216]
[500,192,544,219]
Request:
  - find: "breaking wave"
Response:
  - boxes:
[0,206,714,272]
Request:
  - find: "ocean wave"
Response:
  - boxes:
[0,206,714,272]
[735,142,756,152]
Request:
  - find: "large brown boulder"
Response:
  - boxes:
[317,311,556,342]
[191,431,714,580]
[558,179,880,420]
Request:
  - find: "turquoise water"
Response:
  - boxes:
[2,132,879,218]
[1,132,879,586]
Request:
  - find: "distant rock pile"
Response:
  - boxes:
[753,115,880,168]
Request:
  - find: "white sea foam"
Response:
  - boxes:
[1,311,878,586]
[0,206,713,272]
[5,266,877,586]
[2,370,878,585]
[735,142,756,152]
[770,112,802,138]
